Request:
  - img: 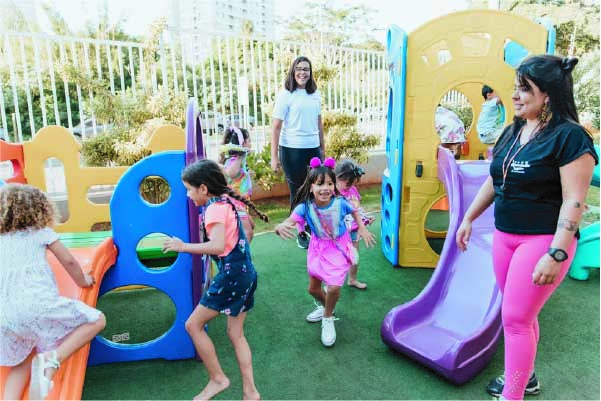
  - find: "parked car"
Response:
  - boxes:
[225,113,256,128]
[72,118,113,139]
[200,111,226,135]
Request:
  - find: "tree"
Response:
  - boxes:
[0,2,35,31]
[572,50,600,129]
[41,3,73,36]
[468,0,599,56]
[468,0,600,129]
[283,1,384,50]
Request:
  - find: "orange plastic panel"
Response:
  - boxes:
[0,238,117,400]
[0,141,26,183]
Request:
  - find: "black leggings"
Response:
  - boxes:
[279,145,322,205]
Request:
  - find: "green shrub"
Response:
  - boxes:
[322,112,357,131]
[246,143,285,191]
[325,125,380,163]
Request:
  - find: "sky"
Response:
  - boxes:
[43,0,470,44]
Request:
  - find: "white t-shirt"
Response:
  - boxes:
[273,88,321,148]
[477,99,504,135]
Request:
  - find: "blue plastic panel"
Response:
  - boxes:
[89,151,195,365]
[380,25,407,266]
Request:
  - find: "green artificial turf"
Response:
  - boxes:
[84,214,600,400]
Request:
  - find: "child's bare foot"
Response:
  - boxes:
[193,377,230,401]
[243,389,260,401]
[348,279,367,290]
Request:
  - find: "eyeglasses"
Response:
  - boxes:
[294,67,310,72]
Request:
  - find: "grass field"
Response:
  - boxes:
[85,181,600,400]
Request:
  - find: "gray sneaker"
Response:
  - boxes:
[486,372,540,397]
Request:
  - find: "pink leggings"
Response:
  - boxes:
[493,230,576,400]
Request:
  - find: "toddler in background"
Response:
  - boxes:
[476,85,505,144]
[435,105,466,159]
[220,126,255,242]
[335,160,375,289]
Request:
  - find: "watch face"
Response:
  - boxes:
[550,249,568,262]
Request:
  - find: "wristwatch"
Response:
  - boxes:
[547,248,568,262]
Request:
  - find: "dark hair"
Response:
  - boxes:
[515,54,579,123]
[291,163,339,212]
[335,159,364,187]
[222,127,249,146]
[182,159,268,222]
[494,55,582,156]
[284,56,317,94]
[482,85,494,100]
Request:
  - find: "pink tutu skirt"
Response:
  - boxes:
[306,231,356,286]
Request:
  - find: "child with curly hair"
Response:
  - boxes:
[0,184,105,400]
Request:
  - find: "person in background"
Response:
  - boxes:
[335,159,375,290]
[435,105,466,159]
[220,126,255,242]
[477,85,506,145]
[271,56,325,249]
[456,55,597,400]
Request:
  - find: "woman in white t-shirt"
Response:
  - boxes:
[271,56,325,206]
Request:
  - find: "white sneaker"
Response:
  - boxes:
[306,304,324,322]
[321,316,337,347]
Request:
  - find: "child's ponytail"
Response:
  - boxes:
[335,159,365,187]
[226,188,269,223]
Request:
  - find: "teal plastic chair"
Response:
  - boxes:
[568,145,600,281]
[569,222,600,280]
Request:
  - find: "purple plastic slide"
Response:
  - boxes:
[381,147,503,385]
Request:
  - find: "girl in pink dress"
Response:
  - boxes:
[335,160,375,290]
[274,157,376,347]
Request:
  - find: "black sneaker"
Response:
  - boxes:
[296,231,310,249]
[486,372,540,397]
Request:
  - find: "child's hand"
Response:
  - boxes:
[163,236,185,253]
[358,227,376,248]
[81,272,95,287]
[274,222,296,239]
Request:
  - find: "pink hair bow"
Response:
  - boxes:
[310,157,336,169]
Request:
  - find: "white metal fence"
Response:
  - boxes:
[0,30,389,157]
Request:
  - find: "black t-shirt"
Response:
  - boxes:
[490,117,598,235]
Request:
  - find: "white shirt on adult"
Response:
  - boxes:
[273,88,321,148]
